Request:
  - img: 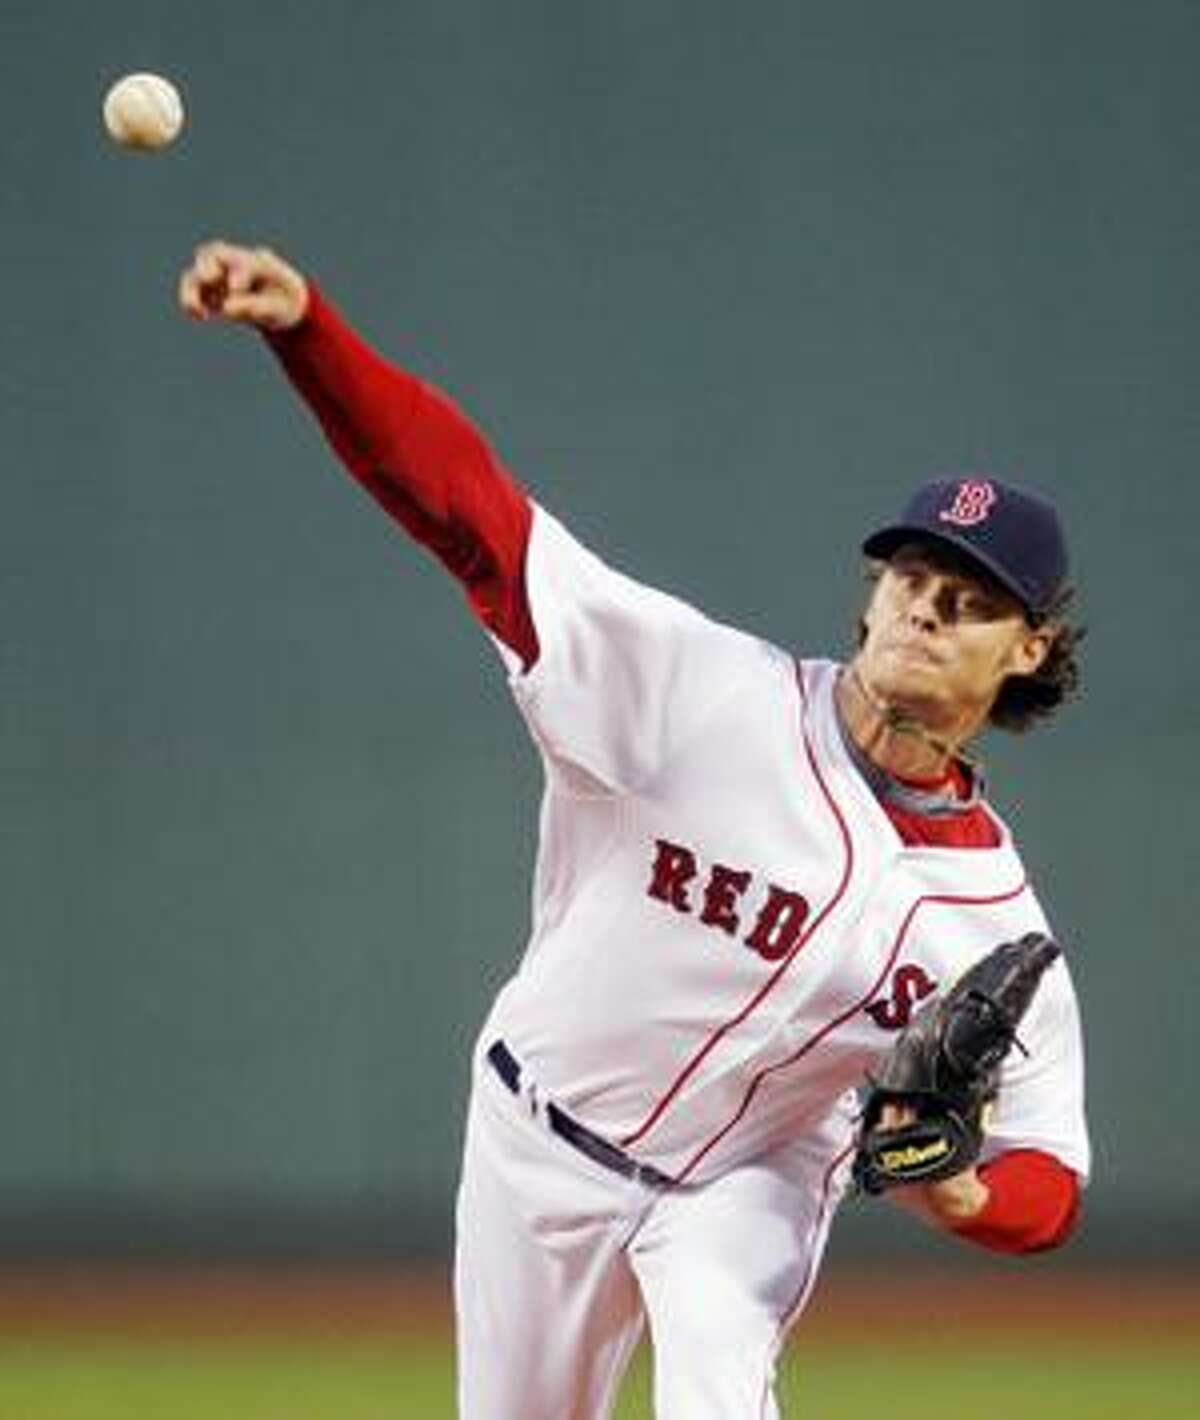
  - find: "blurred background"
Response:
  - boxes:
[3,0,1198,1413]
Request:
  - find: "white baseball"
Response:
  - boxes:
[102,72,185,151]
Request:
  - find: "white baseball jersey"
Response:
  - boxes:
[480,505,1090,1187]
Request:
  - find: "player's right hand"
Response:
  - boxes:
[178,240,309,331]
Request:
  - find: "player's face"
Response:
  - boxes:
[856,542,1051,733]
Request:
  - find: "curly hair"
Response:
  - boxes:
[986,586,1085,732]
[857,565,1085,734]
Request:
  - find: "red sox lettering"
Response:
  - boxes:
[863,963,939,1030]
[646,837,810,962]
[646,837,943,1023]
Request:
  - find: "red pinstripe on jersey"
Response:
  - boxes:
[774,1141,854,1341]
[672,874,1029,1184]
[665,663,1031,1184]
[619,663,856,1151]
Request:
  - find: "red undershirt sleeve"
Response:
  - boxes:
[263,285,539,669]
[954,1149,1081,1254]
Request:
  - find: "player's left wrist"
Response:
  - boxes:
[919,1168,991,1226]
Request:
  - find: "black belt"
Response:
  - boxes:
[486,1040,674,1190]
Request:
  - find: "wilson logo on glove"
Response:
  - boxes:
[879,1139,951,1172]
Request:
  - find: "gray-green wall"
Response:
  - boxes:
[5,1,1197,1261]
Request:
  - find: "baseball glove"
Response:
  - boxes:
[851,932,1061,1195]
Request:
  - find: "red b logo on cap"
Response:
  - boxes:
[939,479,997,528]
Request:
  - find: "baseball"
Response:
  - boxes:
[102,72,184,151]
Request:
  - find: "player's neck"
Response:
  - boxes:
[836,663,975,783]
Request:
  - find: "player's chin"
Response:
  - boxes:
[877,639,948,673]
[870,653,953,706]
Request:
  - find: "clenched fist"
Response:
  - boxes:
[178,240,309,331]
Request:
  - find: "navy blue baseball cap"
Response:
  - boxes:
[862,476,1069,621]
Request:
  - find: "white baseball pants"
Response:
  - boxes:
[454,1053,849,1419]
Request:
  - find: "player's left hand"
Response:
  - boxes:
[852,932,1061,1197]
[875,1103,990,1224]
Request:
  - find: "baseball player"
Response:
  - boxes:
[179,241,1090,1420]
